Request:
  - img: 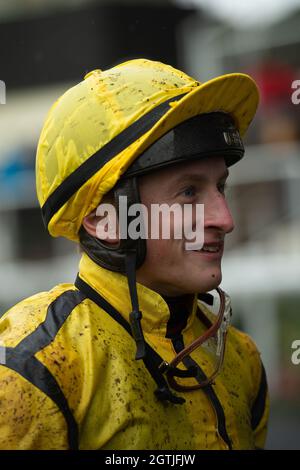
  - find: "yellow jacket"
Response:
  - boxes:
[0,253,269,450]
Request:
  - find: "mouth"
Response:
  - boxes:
[188,241,224,259]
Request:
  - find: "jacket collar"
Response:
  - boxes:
[78,253,199,337]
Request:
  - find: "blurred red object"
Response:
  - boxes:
[249,60,296,108]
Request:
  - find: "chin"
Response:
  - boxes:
[174,277,220,295]
[193,271,222,294]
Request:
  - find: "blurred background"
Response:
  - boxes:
[0,0,299,449]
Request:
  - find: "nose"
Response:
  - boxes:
[204,192,234,235]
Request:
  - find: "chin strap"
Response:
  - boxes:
[158,287,229,392]
[125,250,147,360]
[74,272,185,405]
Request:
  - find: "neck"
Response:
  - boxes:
[163,293,194,339]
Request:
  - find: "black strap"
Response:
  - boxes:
[75,275,185,405]
[1,289,86,450]
[42,93,187,227]
[125,251,147,360]
[251,362,268,430]
[198,293,214,306]
[75,275,131,334]
[196,306,213,330]
[171,334,233,450]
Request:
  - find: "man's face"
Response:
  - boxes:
[136,155,234,296]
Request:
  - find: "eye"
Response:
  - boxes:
[181,185,196,198]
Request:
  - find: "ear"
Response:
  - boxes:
[82,209,119,245]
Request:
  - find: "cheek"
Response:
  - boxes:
[145,238,178,265]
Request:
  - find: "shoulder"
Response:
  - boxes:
[229,324,261,360]
[0,284,86,449]
[0,284,83,348]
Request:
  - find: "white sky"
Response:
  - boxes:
[175,0,300,27]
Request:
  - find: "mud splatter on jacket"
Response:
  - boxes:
[0,253,269,449]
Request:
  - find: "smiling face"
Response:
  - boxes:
[136,155,234,296]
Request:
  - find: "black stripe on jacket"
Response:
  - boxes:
[171,334,233,450]
[1,289,86,450]
[251,362,268,430]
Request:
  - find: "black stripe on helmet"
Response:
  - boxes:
[41,93,187,228]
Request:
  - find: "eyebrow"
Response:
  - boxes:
[172,169,229,186]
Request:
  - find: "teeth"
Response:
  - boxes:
[190,244,221,253]
[201,246,219,252]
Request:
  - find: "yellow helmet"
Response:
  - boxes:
[36,58,259,242]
